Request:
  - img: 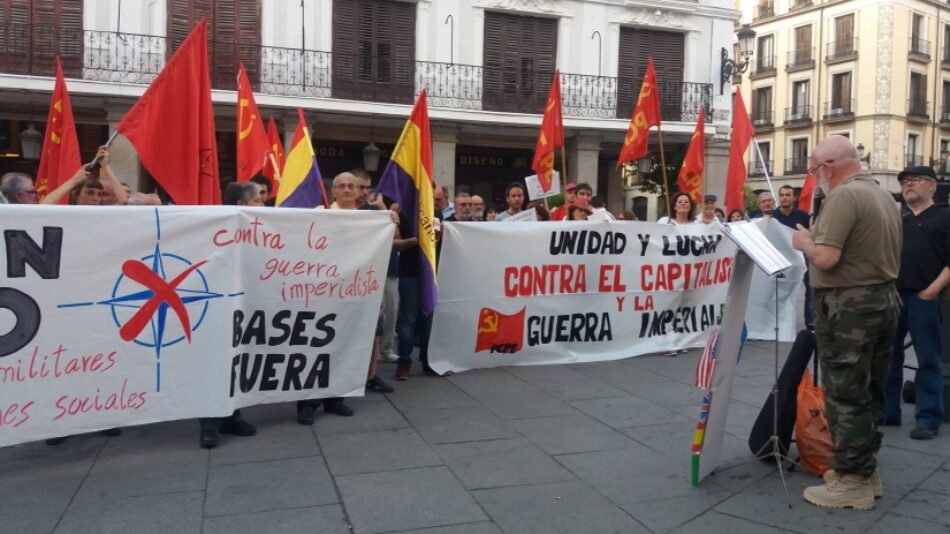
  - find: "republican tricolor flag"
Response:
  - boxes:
[35,57,81,202]
[275,108,328,208]
[531,71,564,192]
[377,90,437,315]
[616,57,661,168]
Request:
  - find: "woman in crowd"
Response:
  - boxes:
[728,209,746,222]
[567,198,594,221]
[657,193,695,225]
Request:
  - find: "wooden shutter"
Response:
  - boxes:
[794,25,811,63]
[332,0,414,104]
[835,15,853,53]
[482,11,557,113]
[167,1,260,90]
[1,0,31,74]
[617,28,684,120]
[27,0,83,76]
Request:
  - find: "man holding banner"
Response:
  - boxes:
[792,135,901,510]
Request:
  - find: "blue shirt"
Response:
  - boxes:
[771,207,810,230]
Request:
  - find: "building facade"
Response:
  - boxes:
[1,0,738,217]
[738,0,950,198]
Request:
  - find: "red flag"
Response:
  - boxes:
[531,71,563,192]
[617,57,661,168]
[799,173,816,212]
[236,63,270,182]
[474,307,526,354]
[676,107,706,204]
[262,116,284,196]
[117,19,219,205]
[35,57,81,202]
[724,92,754,213]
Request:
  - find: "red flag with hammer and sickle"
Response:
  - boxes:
[36,56,81,202]
[616,57,661,168]
[474,307,526,354]
[531,71,564,192]
[676,107,706,204]
[262,116,284,196]
[236,63,270,182]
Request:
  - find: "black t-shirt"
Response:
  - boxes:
[897,204,950,292]
[398,209,442,277]
[771,207,810,230]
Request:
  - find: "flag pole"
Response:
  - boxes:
[751,136,776,200]
[656,126,672,218]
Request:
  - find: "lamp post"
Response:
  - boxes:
[591,31,602,76]
[720,24,756,94]
[363,124,381,173]
[856,143,872,168]
[19,123,42,160]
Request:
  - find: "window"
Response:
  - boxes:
[833,15,854,57]
[912,13,928,56]
[757,35,774,71]
[753,87,773,125]
[617,27,684,120]
[0,0,83,76]
[908,134,921,166]
[909,72,928,116]
[792,80,810,115]
[792,25,812,65]
[333,0,416,104]
[790,138,809,174]
[944,25,950,63]
[167,0,261,90]
[942,81,950,121]
[753,141,771,175]
[831,72,852,113]
[483,11,558,114]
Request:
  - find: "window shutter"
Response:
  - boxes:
[388,0,415,103]
[482,11,557,113]
[332,0,361,99]
[29,0,83,76]
[1,0,31,74]
[617,28,683,120]
[236,0,261,89]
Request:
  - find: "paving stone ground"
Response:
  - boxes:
[1,340,947,534]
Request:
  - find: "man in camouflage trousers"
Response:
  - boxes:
[792,135,901,510]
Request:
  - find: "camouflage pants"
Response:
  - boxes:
[813,283,900,477]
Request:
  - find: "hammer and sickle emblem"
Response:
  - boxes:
[238,99,255,140]
[478,311,499,334]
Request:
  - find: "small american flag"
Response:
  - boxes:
[694,328,719,389]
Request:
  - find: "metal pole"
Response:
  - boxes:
[116,0,122,34]
[591,31,602,77]
[445,15,454,64]
[301,0,306,91]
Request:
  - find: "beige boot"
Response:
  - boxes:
[823,469,883,498]
[804,473,875,510]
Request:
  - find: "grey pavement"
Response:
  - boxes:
[1,340,948,534]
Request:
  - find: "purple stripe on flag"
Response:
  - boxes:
[281,158,325,208]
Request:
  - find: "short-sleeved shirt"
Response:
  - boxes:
[810,176,902,288]
[772,207,810,230]
[896,204,950,292]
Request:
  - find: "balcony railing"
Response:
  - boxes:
[785,157,809,175]
[826,38,857,62]
[753,55,776,76]
[823,99,855,120]
[0,25,714,122]
[748,160,773,177]
[940,107,950,124]
[754,2,775,21]
[791,0,813,9]
[910,37,931,60]
[751,109,773,128]
[784,105,812,125]
[908,98,930,119]
[786,48,815,70]
[906,154,924,167]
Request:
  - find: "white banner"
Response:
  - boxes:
[0,206,393,446]
[429,222,738,373]
[744,218,807,341]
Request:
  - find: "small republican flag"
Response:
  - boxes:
[474,307,526,353]
[694,327,719,389]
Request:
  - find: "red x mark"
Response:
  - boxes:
[118,259,208,342]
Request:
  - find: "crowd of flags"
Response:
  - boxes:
[32,18,811,314]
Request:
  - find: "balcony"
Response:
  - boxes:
[790,0,813,9]
[825,38,858,63]
[748,160,773,177]
[907,98,930,120]
[754,2,775,21]
[823,99,855,121]
[786,48,815,71]
[909,37,931,62]
[751,109,773,129]
[784,105,812,127]
[906,154,925,167]
[0,25,713,122]
[940,107,950,127]
[751,55,776,78]
[784,157,809,175]
[943,45,950,69]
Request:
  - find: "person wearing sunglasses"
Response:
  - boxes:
[791,135,902,511]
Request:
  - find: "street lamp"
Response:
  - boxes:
[19,123,42,160]
[856,143,872,166]
[720,24,756,94]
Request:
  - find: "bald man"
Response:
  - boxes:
[792,135,901,510]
